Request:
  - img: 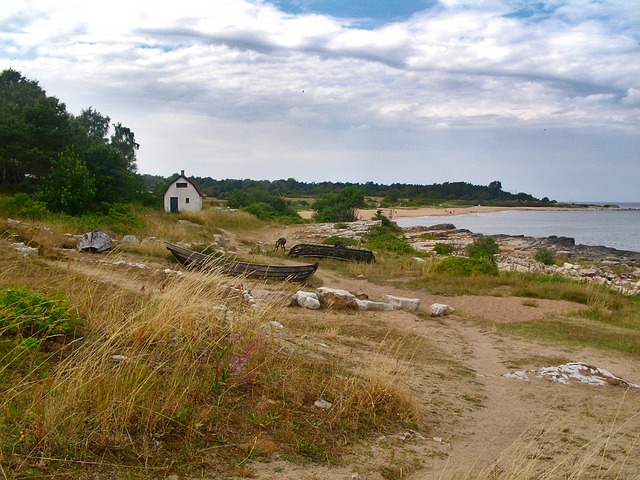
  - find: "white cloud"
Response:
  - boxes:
[1,0,639,200]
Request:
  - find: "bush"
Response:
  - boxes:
[535,247,557,266]
[322,236,359,247]
[0,287,83,339]
[437,256,499,276]
[433,243,454,255]
[467,235,499,259]
[0,193,49,220]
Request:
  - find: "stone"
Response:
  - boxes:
[77,230,113,253]
[121,235,140,244]
[317,287,358,309]
[294,291,321,310]
[381,294,420,312]
[430,303,454,317]
[12,242,39,258]
[356,299,394,311]
[314,399,333,409]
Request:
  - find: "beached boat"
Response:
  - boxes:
[288,243,375,263]
[165,242,318,282]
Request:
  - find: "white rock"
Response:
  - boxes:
[430,303,454,317]
[356,299,394,311]
[381,295,420,312]
[121,235,140,244]
[295,291,321,310]
[314,399,333,409]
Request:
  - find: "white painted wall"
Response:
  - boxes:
[163,178,203,212]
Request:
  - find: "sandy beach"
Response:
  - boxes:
[299,204,583,220]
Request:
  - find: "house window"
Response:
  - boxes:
[176,182,188,188]
[186,198,190,204]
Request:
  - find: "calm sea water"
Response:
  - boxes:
[397,203,640,253]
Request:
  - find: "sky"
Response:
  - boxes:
[1,0,639,202]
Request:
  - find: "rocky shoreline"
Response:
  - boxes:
[404,224,640,295]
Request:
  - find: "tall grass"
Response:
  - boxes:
[0,251,420,476]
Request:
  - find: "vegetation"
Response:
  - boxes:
[535,246,557,266]
[170,176,552,206]
[226,188,304,223]
[0,69,149,214]
[433,242,454,255]
[312,186,367,222]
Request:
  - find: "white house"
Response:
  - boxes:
[163,170,206,212]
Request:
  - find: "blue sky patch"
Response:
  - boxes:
[269,0,436,25]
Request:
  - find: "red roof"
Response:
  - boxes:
[164,174,206,198]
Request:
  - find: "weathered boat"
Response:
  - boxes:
[165,242,318,282]
[288,243,375,263]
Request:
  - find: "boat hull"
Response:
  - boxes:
[165,242,318,282]
[288,243,375,263]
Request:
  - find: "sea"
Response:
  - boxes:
[396,203,640,254]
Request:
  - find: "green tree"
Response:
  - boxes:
[0,69,73,188]
[312,186,366,222]
[40,148,96,215]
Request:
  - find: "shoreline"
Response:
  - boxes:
[355,205,571,220]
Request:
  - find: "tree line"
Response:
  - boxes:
[0,69,147,215]
[145,176,548,205]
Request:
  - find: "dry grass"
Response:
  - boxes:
[0,242,421,477]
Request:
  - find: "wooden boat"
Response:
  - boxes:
[165,242,318,282]
[288,243,375,263]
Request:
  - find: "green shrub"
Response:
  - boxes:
[322,236,359,247]
[0,193,49,220]
[433,243,454,255]
[534,247,557,266]
[467,235,499,259]
[0,287,83,339]
[437,256,499,276]
[365,231,414,254]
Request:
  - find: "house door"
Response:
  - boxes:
[170,197,179,212]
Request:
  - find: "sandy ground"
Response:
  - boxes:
[299,205,573,220]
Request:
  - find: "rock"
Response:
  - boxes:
[381,295,420,312]
[314,399,333,409]
[356,299,394,311]
[121,235,140,244]
[430,303,454,317]
[317,287,358,309]
[294,291,321,310]
[77,230,113,253]
[12,242,39,258]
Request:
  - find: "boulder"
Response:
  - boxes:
[77,230,113,253]
[317,287,358,309]
[121,235,140,245]
[294,291,321,310]
[430,303,454,317]
[381,295,420,312]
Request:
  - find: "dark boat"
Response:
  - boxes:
[288,243,375,263]
[165,242,318,282]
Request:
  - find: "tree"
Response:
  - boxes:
[110,122,139,172]
[40,149,95,215]
[0,69,72,188]
[312,186,366,222]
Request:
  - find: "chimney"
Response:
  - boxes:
[181,170,185,177]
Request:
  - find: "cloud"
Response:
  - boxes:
[0,0,639,200]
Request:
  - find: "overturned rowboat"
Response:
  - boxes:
[288,243,375,263]
[165,242,318,282]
